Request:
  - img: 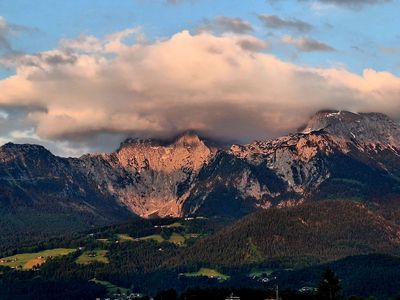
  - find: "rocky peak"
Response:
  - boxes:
[104,131,219,217]
[114,131,217,173]
[173,131,205,148]
[0,142,54,163]
[118,131,212,150]
[0,142,50,152]
[118,137,164,149]
[302,110,400,147]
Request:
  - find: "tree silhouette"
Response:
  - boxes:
[317,268,342,300]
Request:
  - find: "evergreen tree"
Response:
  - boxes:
[317,268,342,300]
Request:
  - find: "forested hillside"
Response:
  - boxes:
[172,200,400,267]
[1,200,400,299]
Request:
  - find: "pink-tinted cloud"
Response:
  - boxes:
[0,29,399,155]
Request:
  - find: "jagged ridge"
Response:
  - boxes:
[1,110,400,236]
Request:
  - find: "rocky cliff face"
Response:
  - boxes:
[1,111,400,226]
[80,132,217,217]
[225,111,400,207]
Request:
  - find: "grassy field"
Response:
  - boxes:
[76,250,109,265]
[117,234,134,242]
[136,233,187,246]
[249,268,275,278]
[97,238,110,243]
[97,234,134,243]
[0,248,76,270]
[185,233,200,239]
[168,233,185,245]
[161,222,183,228]
[91,279,131,295]
[137,234,165,243]
[183,268,230,281]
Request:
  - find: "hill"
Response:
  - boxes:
[172,200,400,267]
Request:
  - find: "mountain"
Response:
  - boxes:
[302,110,400,147]
[0,132,219,244]
[0,143,135,247]
[1,110,400,239]
[185,110,400,216]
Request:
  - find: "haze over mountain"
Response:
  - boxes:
[1,110,400,242]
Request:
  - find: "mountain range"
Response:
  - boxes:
[1,110,400,240]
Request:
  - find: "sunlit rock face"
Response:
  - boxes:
[79,132,218,218]
[1,111,400,221]
[225,110,400,208]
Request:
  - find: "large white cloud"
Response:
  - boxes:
[0,29,399,155]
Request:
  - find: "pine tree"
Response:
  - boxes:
[317,268,342,300]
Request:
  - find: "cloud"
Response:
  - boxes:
[60,35,103,53]
[0,17,14,52]
[0,16,36,55]
[294,0,392,9]
[0,110,8,120]
[0,29,399,156]
[269,0,391,10]
[382,47,400,54]
[165,0,196,5]
[258,15,313,32]
[199,16,254,34]
[314,0,390,8]
[281,35,335,52]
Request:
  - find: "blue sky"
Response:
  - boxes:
[0,0,399,156]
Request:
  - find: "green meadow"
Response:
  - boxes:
[0,248,76,270]
[183,268,230,281]
[76,250,109,265]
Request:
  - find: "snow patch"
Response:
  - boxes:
[326,111,341,118]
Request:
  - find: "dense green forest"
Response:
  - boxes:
[170,200,400,267]
[1,200,400,299]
